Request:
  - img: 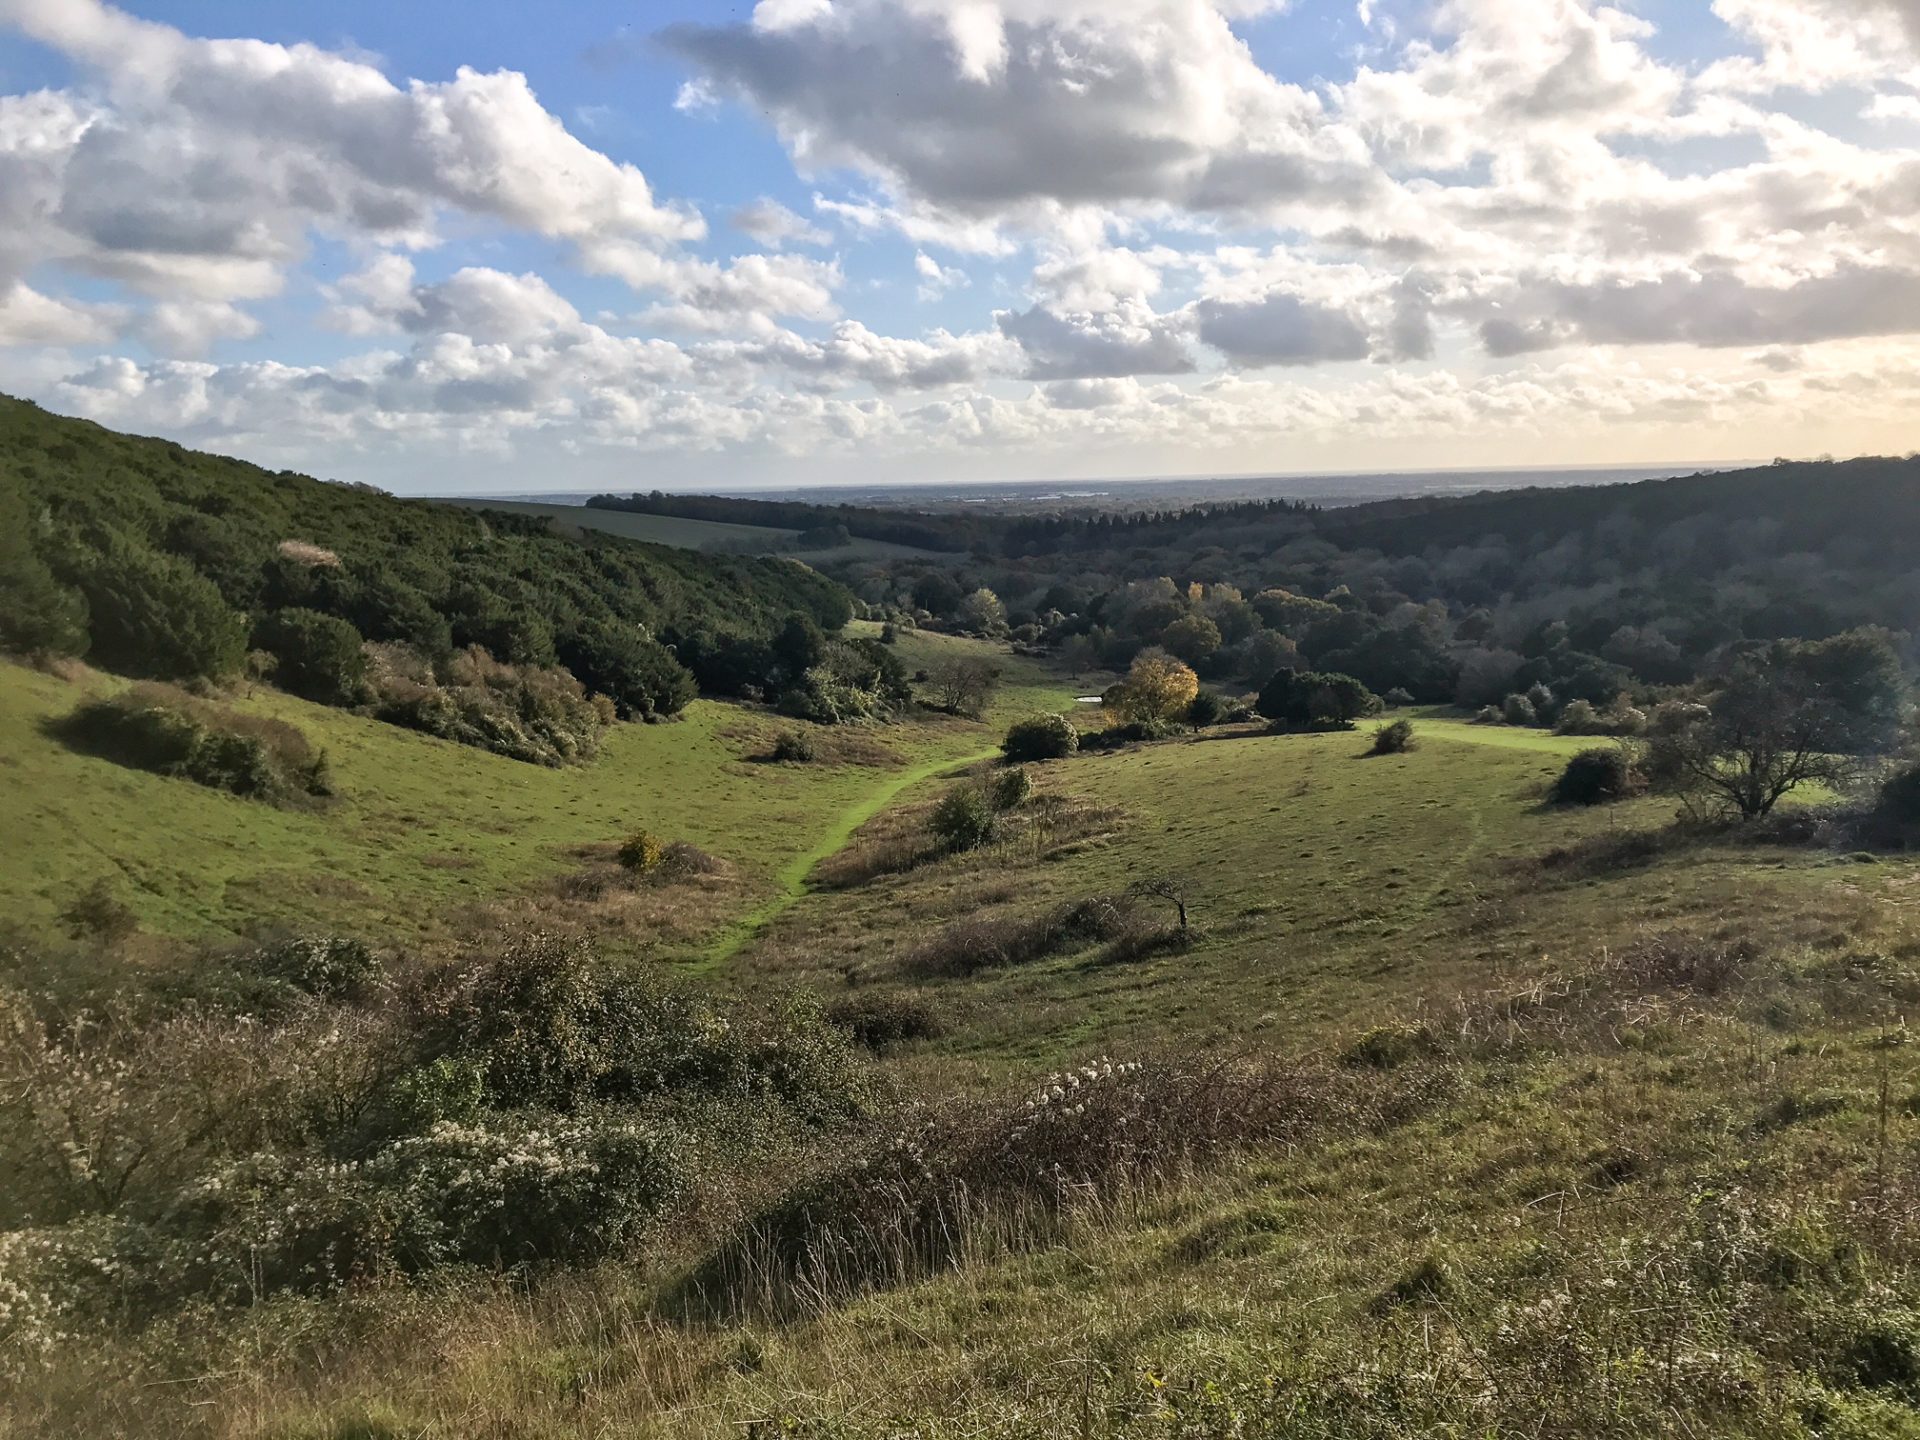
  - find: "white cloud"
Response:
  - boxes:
[663,0,1380,229]
[997,298,1197,378]
[915,252,971,301]
[1193,290,1372,366]
[731,198,830,248]
[0,0,701,309]
[0,282,122,346]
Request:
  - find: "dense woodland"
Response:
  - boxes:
[0,395,894,763]
[605,458,1920,710]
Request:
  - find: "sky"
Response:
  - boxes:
[2,0,1920,493]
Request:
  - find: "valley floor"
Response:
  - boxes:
[5,641,1919,1439]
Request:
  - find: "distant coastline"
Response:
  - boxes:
[442,461,1745,513]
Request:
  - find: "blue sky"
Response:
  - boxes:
[1,0,1918,492]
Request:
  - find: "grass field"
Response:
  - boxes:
[729,711,1854,1072]
[432,498,955,565]
[16,696,1920,1439]
[10,656,1920,1440]
[0,631,1072,953]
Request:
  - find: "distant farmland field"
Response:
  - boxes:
[433,497,954,564]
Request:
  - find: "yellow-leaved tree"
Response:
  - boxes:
[1109,650,1199,723]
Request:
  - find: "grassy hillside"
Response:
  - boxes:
[0,630,1073,952]
[733,712,1844,1070]
[11,698,1917,1438]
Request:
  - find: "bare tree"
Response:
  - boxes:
[1646,630,1906,820]
[926,656,1002,718]
[1127,875,1192,938]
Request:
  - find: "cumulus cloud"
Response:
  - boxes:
[12,0,1920,482]
[915,252,970,301]
[0,0,700,310]
[997,299,1197,378]
[705,320,1018,392]
[662,0,1382,228]
[0,283,122,347]
[1705,0,1920,91]
[1194,291,1372,366]
[1484,262,1920,353]
[331,259,583,344]
[731,198,830,248]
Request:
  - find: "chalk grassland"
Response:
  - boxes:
[14,705,1920,1438]
[433,497,955,564]
[730,712,1865,1074]
[0,631,1071,952]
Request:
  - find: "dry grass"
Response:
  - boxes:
[899,895,1139,977]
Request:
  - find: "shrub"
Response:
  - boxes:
[1552,746,1645,806]
[989,766,1033,812]
[824,991,946,1050]
[1082,716,1184,750]
[1186,690,1229,728]
[1502,692,1538,726]
[254,607,368,705]
[929,785,997,852]
[410,935,871,1120]
[1257,669,1378,729]
[76,540,248,681]
[166,1115,689,1295]
[1555,698,1602,734]
[1369,718,1416,754]
[248,936,381,1000]
[771,729,818,763]
[58,879,138,944]
[656,841,722,879]
[1002,713,1078,762]
[1384,686,1416,708]
[1474,704,1503,724]
[617,831,667,873]
[1877,763,1920,824]
[370,646,608,767]
[55,687,330,803]
[556,622,695,720]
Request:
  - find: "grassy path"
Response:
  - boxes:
[1407,711,1592,755]
[696,743,1002,970]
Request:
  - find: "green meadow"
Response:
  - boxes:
[0,629,1072,950]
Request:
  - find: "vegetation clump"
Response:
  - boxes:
[617,831,667,874]
[1105,651,1199,725]
[988,766,1033,812]
[1257,668,1379,730]
[1001,713,1078,761]
[1643,629,1906,819]
[929,785,998,853]
[1185,689,1230,728]
[1368,717,1416,754]
[368,645,609,767]
[770,729,818,763]
[903,895,1137,977]
[1551,746,1645,806]
[824,991,946,1050]
[252,607,368,705]
[55,685,331,804]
